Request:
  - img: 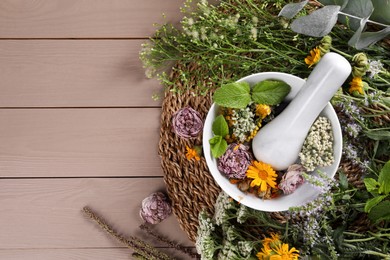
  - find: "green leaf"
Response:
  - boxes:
[338,171,349,190]
[371,0,390,25]
[209,135,222,145]
[340,0,374,30]
[368,200,390,223]
[318,0,349,10]
[378,160,390,194]
[212,115,229,137]
[209,136,228,158]
[364,130,390,140]
[213,82,251,109]
[252,80,291,105]
[364,195,387,212]
[278,0,309,19]
[364,178,380,192]
[290,5,340,37]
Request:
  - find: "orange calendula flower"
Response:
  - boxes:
[304,47,321,68]
[256,104,271,119]
[246,161,277,192]
[349,77,364,95]
[185,146,200,161]
[257,233,299,260]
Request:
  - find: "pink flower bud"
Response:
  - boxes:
[172,107,203,138]
[279,164,305,195]
[140,192,172,224]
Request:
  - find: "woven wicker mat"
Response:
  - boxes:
[159,90,221,242]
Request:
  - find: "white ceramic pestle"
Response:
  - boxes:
[252,52,351,170]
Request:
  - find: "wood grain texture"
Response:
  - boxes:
[0,178,193,249]
[0,108,165,177]
[0,40,165,107]
[0,0,183,38]
[0,249,132,260]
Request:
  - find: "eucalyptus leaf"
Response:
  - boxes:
[278,0,308,19]
[364,178,380,193]
[339,0,374,30]
[318,0,349,9]
[364,195,387,212]
[213,82,251,109]
[212,115,229,137]
[210,137,228,158]
[378,160,390,194]
[368,200,390,223]
[291,5,341,37]
[351,27,390,50]
[251,80,291,105]
[364,129,390,140]
[371,0,390,25]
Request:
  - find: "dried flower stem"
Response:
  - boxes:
[82,206,174,260]
[139,223,200,259]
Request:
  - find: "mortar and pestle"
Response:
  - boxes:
[203,53,351,211]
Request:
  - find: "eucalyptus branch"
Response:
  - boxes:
[339,11,390,28]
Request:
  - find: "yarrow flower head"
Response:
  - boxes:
[246,161,277,192]
[278,164,305,194]
[217,143,252,179]
[305,47,321,68]
[139,192,172,224]
[172,107,203,138]
[367,60,384,78]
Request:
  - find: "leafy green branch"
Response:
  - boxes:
[279,0,390,49]
[213,80,291,108]
[364,160,390,223]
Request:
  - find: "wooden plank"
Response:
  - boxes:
[0,0,183,38]
[0,249,132,260]
[0,40,165,107]
[0,108,165,177]
[0,178,194,249]
[0,248,195,260]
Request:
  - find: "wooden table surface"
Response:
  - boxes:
[0,1,194,259]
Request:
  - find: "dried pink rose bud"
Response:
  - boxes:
[172,107,203,138]
[140,192,172,224]
[217,143,252,179]
[278,164,305,195]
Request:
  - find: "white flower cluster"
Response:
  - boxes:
[196,211,217,259]
[299,117,334,171]
[231,106,257,143]
[214,191,235,225]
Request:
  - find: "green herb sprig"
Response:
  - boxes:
[213,80,291,108]
[209,115,229,158]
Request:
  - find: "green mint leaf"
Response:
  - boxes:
[213,82,251,109]
[212,115,229,137]
[364,178,380,193]
[209,135,222,145]
[368,200,390,223]
[210,137,228,158]
[364,195,387,213]
[252,80,291,105]
[378,160,390,194]
[338,171,349,190]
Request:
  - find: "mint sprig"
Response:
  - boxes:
[209,115,229,158]
[213,80,291,108]
[213,82,251,109]
[251,80,291,105]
